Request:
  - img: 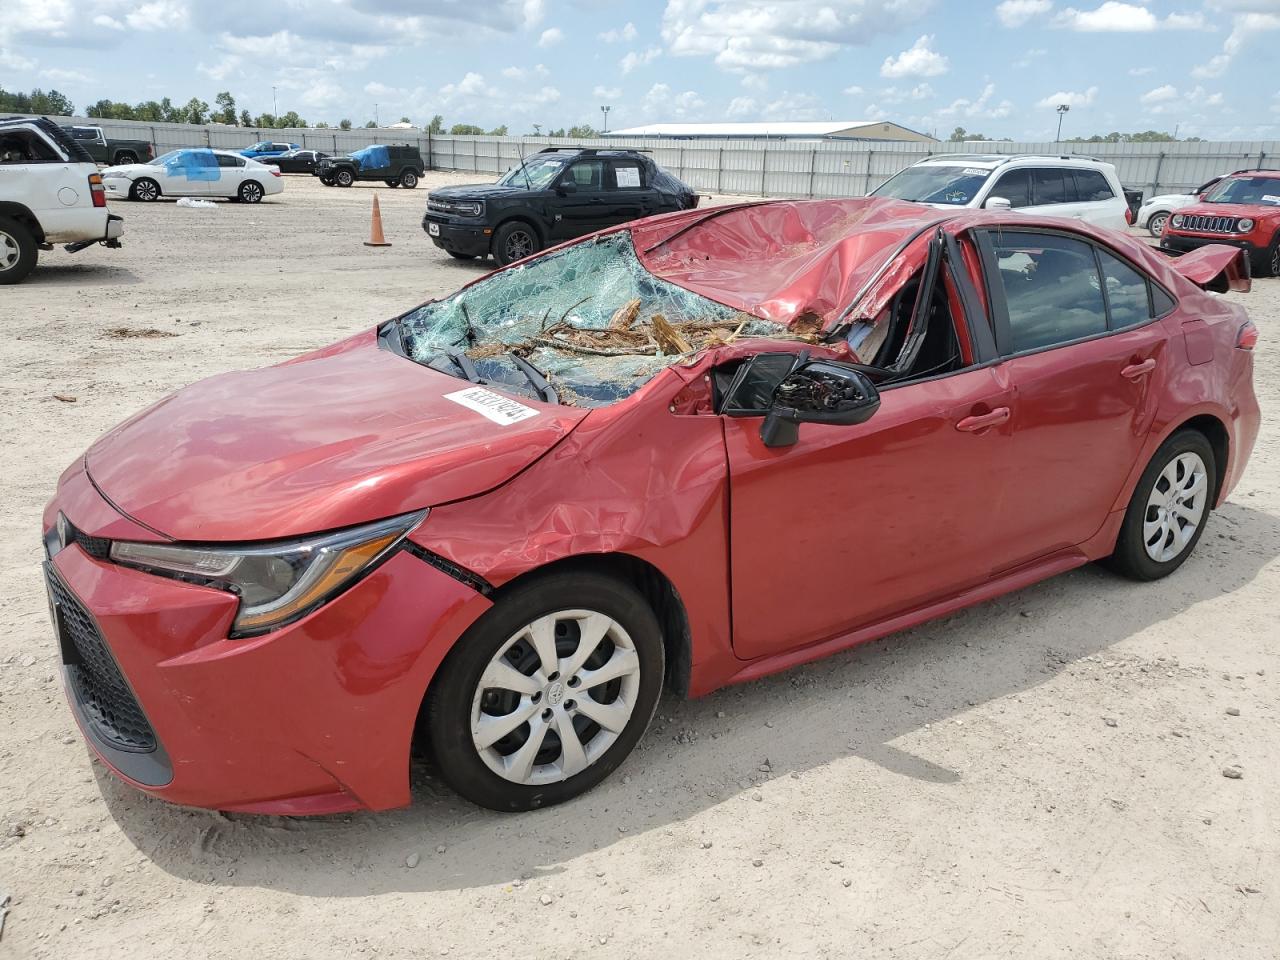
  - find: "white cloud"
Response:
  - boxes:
[940,82,1014,118]
[500,63,549,81]
[1139,84,1177,104]
[1054,2,1204,31]
[124,0,189,31]
[1139,84,1224,115]
[364,81,402,97]
[620,46,661,74]
[520,0,545,29]
[40,67,92,84]
[642,82,706,120]
[996,0,1053,28]
[1128,65,1156,76]
[1013,47,1047,67]
[1035,85,1099,108]
[661,0,933,72]
[593,85,622,100]
[1193,12,1280,77]
[197,54,242,82]
[92,13,124,30]
[598,22,637,43]
[537,27,562,47]
[880,35,949,78]
[726,96,758,118]
[843,85,864,96]
[741,73,769,90]
[0,47,36,70]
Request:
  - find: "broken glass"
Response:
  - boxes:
[399,232,785,407]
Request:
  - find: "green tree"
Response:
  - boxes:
[240,108,252,127]
[449,123,485,135]
[364,120,377,128]
[546,127,566,137]
[948,126,988,142]
[159,98,179,122]
[184,97,210,124]
[339,118,353,130]
[487,125,508,136]
[399,115,411,124]
[28,88,76,116]
[428,114,444,134]
[213,91,237,125]
[567,124,599,138]
[314,121,330,128]
[275,111,305,128]
[133,100,164,121]
[255,112,277,128]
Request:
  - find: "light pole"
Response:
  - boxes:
[374,103,379,127]
[1055,103,1070,141]
[272,86,278,119]
[600,105,610,135]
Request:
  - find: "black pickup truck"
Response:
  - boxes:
[64,125,155,166]
[315,144,424,188]
[422,147,698,266]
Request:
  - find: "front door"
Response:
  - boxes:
[725,364,1015,661]
[551,159,616,240]
[974,228,1167,570]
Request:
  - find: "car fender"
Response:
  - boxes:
[493,212,548,243]
[0,200,45,243]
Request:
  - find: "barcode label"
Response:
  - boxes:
[444,387,539,425]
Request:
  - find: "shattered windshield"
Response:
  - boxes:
[397,232,780,407]
[871,165,992,205]
[497,156,567,190]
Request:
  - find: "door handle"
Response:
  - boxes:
[955,407,1010,432]
[1121,358,1156,380]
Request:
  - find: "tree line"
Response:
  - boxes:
[948,125,1204,143]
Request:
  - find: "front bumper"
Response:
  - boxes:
[43,474,492,814]
[101,178,130,199]
[1161,232,1263,259]
[422,213,491,257]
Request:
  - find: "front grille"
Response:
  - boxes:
[427,198,478,216]
[46,567,157,752]
[72,527,110,560]
[1179,214,1240,234]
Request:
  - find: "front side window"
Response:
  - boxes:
[0,129,61,163]
[987,232,1107,352]
[871,165,992,205]
[565,160,604,189]
[990,169,1031,208]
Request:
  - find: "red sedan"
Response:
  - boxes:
[43,198,1259,814]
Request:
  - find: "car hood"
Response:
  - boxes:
[1143,192,1196,207]
[428,183,531,201]
[85,331,586,542]
[100,163,153,177]
[1178,202,1280,219]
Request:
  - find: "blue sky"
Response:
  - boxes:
[2,1,1276,139]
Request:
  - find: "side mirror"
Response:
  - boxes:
[760,360,881,448]
[557,179,578,195]
[984,195,1012,210]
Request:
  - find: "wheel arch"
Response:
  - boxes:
[1169,412,1229,504]
[0,202,44,243]
[493,214,547,245]
[1144,208,1170,228]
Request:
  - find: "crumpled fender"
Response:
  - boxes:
[1165,244,1252,293]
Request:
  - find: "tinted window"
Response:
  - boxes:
[566,160,604,189]
[69,127,96,140]
[1031,169,1075,205]
[611,160,645,190]
[988,232,1107,352]
[990,169,1031,208]
[0,129,60,163]
[1074,169,1114,202]
[1098,250,1150,328]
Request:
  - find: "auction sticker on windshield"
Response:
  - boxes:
[444,387,539,425]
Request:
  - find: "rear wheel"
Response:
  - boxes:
[1105,430,1215,580]
[335,169,354,188]
[492,221,539,266]
[0,216,38,285]
[1146,211,1168,237]
[427,572,664,811]
[238,180,264,204]
[130,177,161,202]
[399,169,419,189]
[113,151,138,165]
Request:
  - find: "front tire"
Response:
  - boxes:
[427,572,664,812]
[1255,236,1280,279]
[1146,211,1168,237]
[335,169,354,188]
[399,169,419,188]
[0,216,38,285]
[492,221,540,266]
[1105,430,1215,581]
[385,179,400,188]
[238,180,264,204]
[130,177,161,202]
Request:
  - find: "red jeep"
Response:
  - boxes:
[1161,169,1280,277]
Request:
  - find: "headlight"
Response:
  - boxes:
[1171,214,1184,228]
[456,201,484,217]
[1237,218,1255,232]
[110,510,425,636]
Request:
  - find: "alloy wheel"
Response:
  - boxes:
[1148,212,1167,237]
[134,179,159,201]
[0,230,18,273]
[504,230,533,261]
[241,182,263,203]
[1143,451,1208,563]
[1270,244,1280,277]
[470,609,642,786]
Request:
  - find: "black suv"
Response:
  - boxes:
[422,148,698,265]
[316,144,424,188]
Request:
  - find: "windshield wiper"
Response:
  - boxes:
[508,352,558,404]
[427,348,485,384]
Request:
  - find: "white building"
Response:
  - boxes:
[604,121,936,143]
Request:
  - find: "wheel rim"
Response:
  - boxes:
[136,180,158,201]
[404,173,417,187]
[338,172,352,186]
[504,230,533,261]
[0,230,18,272]
[1143,451,1208,563]
[470,609,641,786]
[1270,245,1279,277]
[1149,213,1167,236]
[243,182,262,202]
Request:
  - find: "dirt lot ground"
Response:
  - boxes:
[1,172,1277,960]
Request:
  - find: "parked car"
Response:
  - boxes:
[1159,170,1280,277]
[41,198,1258,814]
[870,154,1131,230]
[315,144,424,189]
[240,140,298,160]
[271,148,329,174]
[1137,175,1228,237]
[100,149,284,203]
[423,147,699,266]
[63,125,156,166]
[0,116,123,285]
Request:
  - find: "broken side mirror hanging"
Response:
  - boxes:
[760,361,881,448]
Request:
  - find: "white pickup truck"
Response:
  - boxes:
[0,116,124,285]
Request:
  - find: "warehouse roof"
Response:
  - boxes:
[604,121,935,141]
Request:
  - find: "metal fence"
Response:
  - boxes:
[9,113,1278,200]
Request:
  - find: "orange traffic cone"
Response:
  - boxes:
[364,193,392,247]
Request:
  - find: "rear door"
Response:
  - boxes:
[550,159,613,240]
[1027,167,1081,219]
[212,153,247,197]
[973,227,1171,569]
[605,159,659,224]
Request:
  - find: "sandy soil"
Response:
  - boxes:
[1,173,1277,960]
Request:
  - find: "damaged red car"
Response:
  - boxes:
[43,198,1259,814]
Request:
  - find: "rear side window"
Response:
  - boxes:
[0,129,61,163]
[1031,169,1076,205]
[1074,169,1115,202]
[990,168,1031,208]
[69,127,97,141]
[1097,250,1149,328]
[1151,285,1175,316]
[987,232,1108,351]
[610,160,645,190]
[216,154,245,168]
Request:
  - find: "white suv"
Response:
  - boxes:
[0,116,124,285]
[870,154,1130,230]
